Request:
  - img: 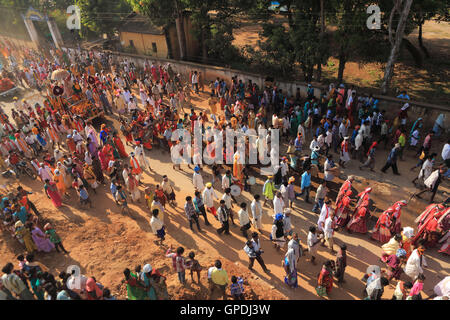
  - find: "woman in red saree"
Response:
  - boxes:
[335,176,354,205]
[414,207,449,248]
[371,210,392,243]
[413,203,446,246]
[97,147,108,171]
[353,187,371,213]
[102,144,114,165]
[317,261,334,295]
[335,190,352,227]
[389,200,408,235]
[44,179,62,208]
[113,133,128,158]
[347,206,368,234]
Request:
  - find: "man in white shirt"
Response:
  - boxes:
[273,191,285,216]
[192,166,204,191]
[150,209,165,245]
[122,87,131,102]
[25,134,39,155]
[325,127,333,155]
[280,157,289,178]
[360,120,371,144]
[191,71,199,93]
[244,235,270,273]
[272,114,279,128]
[323,210,336,254]
[238,202,251,238]
[442,139,450,167]
[134,141,150,172]
[1,263,35,300]
[339,120,347,140]
[307,226,320,264]
[297,123,305,139]
[318,199,332,234]
[310,136,319,152]
[128,99,138,113]
[250,194,263,232]
[222,188,236,225]
[324,155,337,182]
[38,163,53,183]
[203,183,219,219]
[221,170,233,191]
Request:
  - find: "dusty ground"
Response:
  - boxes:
[233,20,450,104]
[0,85,448,300]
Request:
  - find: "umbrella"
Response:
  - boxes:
[230,185,241,197]
[402,226,415,239]
[366,265,381,276]
[51,69,70,81]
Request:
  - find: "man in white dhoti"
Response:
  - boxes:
[134,141,151,172]
[404,246,427,281]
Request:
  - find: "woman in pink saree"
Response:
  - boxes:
[27,222,55,253]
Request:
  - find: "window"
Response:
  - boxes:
[152,42,157,53]
[129,40,134,47]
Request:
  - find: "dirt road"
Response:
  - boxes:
[0,87,448,300]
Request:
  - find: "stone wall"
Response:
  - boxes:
[94,49,448,130]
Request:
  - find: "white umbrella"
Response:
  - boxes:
[366,265,381,276]
[51,69,70,81]
[402,226,415,239]
[230,185,241,197]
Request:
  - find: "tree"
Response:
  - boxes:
[410,0,448,58]
[76,0,132,40]
[381,0,413,94]
[331,0,373,83]
[290,0,328,82]
[257,0,328,81]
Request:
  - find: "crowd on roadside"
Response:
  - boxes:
[0,38,448,300]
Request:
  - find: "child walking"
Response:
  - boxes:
[186,251,203,283]
[230,275,245,300]
[166,246,188,285]
[44,223,69,254]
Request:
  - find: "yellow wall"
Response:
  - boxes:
[120,32,168,58]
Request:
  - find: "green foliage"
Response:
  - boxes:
[127,0,182,27]
[75,0,132,39]
[246,0,328,81]
[128,0,251,65]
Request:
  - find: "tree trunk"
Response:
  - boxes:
[316,63,322,82]
[306,65,314,82]
[201,27,208,64]
[418,21,430,59]
[316,0,325,82]
[174,0,187,61]
[175,15,187,60]
[337,50,346,84]
[381,0,413,94]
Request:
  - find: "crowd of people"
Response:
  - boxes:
[0,38,448,300]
